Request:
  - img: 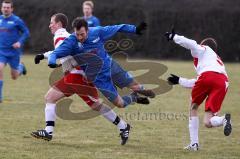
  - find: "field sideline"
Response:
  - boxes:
[0,55,239,159]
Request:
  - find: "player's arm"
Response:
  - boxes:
[48,36,77,68]
[167,74,196,89]
[100,22,147,41]
[164,29,205,57]
[16,18,30,46]
[35,36,69,64]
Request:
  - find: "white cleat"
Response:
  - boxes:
[184,143,199,151]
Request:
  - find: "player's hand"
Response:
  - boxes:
[167,74,179,85]
[164,28,175,41]
[48,64,57,68]
[34,54,44,64]
[136,22,147,35]
[12,42,21,49]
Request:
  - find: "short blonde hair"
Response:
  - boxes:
[83,1,94,9]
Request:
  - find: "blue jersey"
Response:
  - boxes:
[49,24,136,101]
[49,24,136,74]
[83,16,100,27]
[0,14,30,56]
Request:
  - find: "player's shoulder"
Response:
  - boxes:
[54,29,70,38]
[91,16,99,21]
[11,14,23,22]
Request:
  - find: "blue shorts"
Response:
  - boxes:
[94,60,134,102]
[0,53,20,70]
[111,60,134,89]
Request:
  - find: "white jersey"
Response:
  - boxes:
[173,35,228,77]
[44,28,84,75]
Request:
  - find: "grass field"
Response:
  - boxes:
[0,55,239,159]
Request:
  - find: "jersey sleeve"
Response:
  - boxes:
[16,18,30,46]
[99,24,136,41]
[179,77,196,89]
[48,36,77,65]
[173,34,205,58]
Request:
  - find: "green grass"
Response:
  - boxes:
[0,55,239,159]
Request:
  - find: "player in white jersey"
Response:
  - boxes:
[165,29,232,151]
[31,13,131,145]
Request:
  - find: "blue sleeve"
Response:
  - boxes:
[48,37,76,65]
[16,18,30,46]
[99,24,136,41]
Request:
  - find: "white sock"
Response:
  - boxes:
[99,105,126,130]
[45,103,56,134]
[189,116,199,145]
[210,116,224,127]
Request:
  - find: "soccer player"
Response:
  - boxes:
[31,13,132,145]
[82,1,100,27]
[165,29,232,151]
[48,17,155,109]
[0,0,29,102]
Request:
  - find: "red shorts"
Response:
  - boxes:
[191,71,228,113]
[53,73,99,107]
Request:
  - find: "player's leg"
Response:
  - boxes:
[84,99,131,145]
[184,76,208,151]
[111,60,155,98]
[68,74,132,145]
[9,55,26,80]
[31,77,72,141]
[95,77,149,108]
[0,62,5,102]
[184,103,200,151]
[204,72,231,136]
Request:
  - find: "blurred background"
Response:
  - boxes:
[14,0,240,61]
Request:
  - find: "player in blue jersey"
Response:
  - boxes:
[0,0,29,102]
[48,17,155,109]
[82,1,100,27]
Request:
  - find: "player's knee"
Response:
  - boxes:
[91,102,102,111]
[11,75,18,80]
[11,72,19,80]
[45,92,55,103]
[113,100,124,108]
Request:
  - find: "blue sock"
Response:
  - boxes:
[0,80,3,101]
[17,63,24,75]
[122,94,137,108]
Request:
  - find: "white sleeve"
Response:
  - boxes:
[179,77,196,89]
[173,34,205,57]
[43,51,53,59]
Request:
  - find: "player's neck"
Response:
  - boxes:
[85,14,93,19]
[3,13,12,18]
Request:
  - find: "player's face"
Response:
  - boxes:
[49,16,60,34]
[83,5,92,17]
[1,2,13,17]
[75,27,88,43]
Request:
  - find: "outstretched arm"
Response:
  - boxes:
[179,77,196,89]
[164,29,205,57]
[48,36,77,68]
[167,74,196,89]
[173,35,205,57]
[100,22,147,41]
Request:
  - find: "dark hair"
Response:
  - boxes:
[2,0,13,8]
[200,38,218,52]
[72,17,88,31]
[52,13,68,29]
